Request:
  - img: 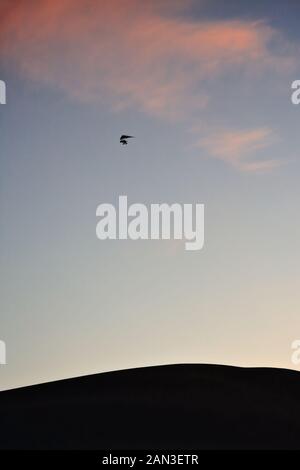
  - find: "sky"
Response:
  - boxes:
[0,0,300,390]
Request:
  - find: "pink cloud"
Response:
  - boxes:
[0,0,295,171]
[0,0,292,119]
[199,128,282,172]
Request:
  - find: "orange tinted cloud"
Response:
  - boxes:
[200,128,282,172]
[0,0,289,119]
[0,0,295,172]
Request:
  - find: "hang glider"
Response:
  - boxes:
[120,135,135,145]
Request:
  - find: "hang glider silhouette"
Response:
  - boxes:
[120,135,135,145]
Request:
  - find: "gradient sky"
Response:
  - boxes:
[1,0,300,390]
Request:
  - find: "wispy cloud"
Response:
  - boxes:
[0,0,294,116]
[0,0,296,171]
[199,128,282,172]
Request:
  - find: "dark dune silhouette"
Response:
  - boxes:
[0,364,300,450]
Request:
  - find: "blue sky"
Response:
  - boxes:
[0,0,300,390]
